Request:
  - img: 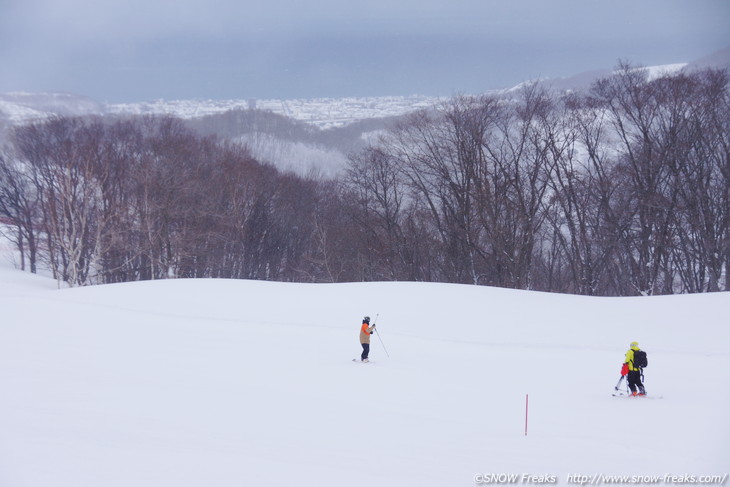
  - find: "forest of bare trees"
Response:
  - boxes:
[1,65,728,295]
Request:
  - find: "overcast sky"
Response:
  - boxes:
[1,0,728,102]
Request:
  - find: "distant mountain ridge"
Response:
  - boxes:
[2,48,727,131]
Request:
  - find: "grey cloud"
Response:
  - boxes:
[1,0,728,101]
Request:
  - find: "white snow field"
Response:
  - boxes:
[0,261,728,487]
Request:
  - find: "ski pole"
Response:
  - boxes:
[375,327,389,358]
[615,375,625,391]
[372,314,390,358]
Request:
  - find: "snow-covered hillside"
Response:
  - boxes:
[0,92,106,124]
[0,256,728,486]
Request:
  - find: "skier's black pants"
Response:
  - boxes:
[361,343,370,361]
[627,370,645,393]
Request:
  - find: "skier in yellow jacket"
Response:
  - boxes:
[622,341,647,396]
[359,316,376,362]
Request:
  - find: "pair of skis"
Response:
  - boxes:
[352,358,375,364]
[612,375,662,399]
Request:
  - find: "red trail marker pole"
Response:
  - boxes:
[525,394,529,436]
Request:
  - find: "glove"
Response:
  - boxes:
[621,363,629,376]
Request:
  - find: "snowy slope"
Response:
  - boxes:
[0,259,728,486]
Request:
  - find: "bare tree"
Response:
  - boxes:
[345,146,408,280]
[380,96,498,284]
[590,64,680,294]
[664,69,730,292]
[12,117,112,285]
[0,148,41,273]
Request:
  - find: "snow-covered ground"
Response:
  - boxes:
[0,250,728,486]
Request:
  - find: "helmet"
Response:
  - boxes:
[363,316,370,324]
[630,341,639,349]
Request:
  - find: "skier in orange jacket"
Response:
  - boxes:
[359,316,376,362]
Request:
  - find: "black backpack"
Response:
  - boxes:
[633,350,648,368]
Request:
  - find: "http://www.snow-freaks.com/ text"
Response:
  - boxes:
[473,473,728,485]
